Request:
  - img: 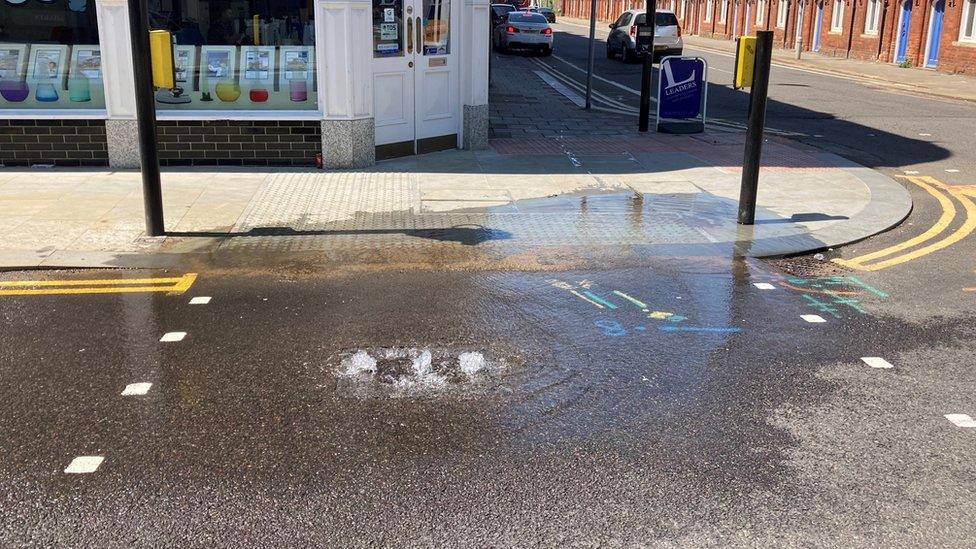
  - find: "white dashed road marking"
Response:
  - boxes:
[189,297,212,305]
[64,456,104,474]
[121,382,153,396]
[160,332,187,342]
[919,133,932,136]
[861,357,894,369]
[945,414,976,428]
[753,283,776,290]
[801,315,826,323]
[904,170,920,175]
[945,169,960,173]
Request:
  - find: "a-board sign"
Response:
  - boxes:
[656,56,707,134]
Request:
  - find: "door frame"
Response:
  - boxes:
[372,0,463,158]
[893,0,911,63]
[923,0,945,68]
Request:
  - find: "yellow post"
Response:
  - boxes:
[149,30,175,89]
[735,36,757,89]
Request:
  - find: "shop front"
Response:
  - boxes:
[0,0,489,168]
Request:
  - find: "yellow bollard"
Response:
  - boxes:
[149,30,175,89]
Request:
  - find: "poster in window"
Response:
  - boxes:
[282,50,310,79]
[243,49,271,80]
[0,45,27,79]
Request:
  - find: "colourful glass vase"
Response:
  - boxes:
[0,80,30,102]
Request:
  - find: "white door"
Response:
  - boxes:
[372,0,460,153]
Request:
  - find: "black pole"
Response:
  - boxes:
[585,0,597,109]
[638,0,656,132]
[128,0,165,237]
[737,30,773,226]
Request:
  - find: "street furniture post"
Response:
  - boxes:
[737,30,773,225]
[128,0,165,237]
[585,0,597,109]
[638,0,657,132]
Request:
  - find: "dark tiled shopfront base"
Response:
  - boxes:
[0,120,109,167]
[0,119,321,168]
[157,120,320,167]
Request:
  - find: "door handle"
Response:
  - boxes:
[407,16,413,54]
[416,16,423,55]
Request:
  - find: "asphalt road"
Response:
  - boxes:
[1,248,975,546]
[537,20,976,185]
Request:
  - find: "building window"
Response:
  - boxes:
[777,0,788,28]
[864,0,880,34]
[830,0,844,32]
[0,2,104,111]
[706,0,714,22]
[720,0,729,23]
[681,0,688,19]
[147,0,317,112]
[757,0,767,24]
[961,0,976,42]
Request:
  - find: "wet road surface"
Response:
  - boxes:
[2,250,975,546]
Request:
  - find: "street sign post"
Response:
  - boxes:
[738,31,774,225]
[637,0,656,133]
[128,0,165,237]
[655,56,707,134]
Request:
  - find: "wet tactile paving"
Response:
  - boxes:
[217,192,750,253]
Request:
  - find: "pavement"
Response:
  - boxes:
[0,50,911,269]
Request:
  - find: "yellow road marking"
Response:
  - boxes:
[0,273,198,297]
[833,177,955,269]
[957,185,976,197]
[837,177,976,271]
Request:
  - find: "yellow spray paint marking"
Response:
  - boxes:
[0,273,198,297]
[835,176,976,271]
[648,311,673,319]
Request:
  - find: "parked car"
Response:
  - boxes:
[492,11,554,55]
[491,3,517,27]
[606,9,682,62]
[525,6,556,23]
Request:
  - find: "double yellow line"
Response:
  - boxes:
[834,176,976,271]
[0,273,197,297]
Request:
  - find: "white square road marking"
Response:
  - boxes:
[801,315,826,323]
[945,414,976,428]
[189,297,211,305]
[753,283,776,290]
[64,456,104,474]
[121,382,152,396]
[160,332,186,342]
[861,357,893,369]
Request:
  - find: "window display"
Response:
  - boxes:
[148,0,317,112]
[0,1,104,110]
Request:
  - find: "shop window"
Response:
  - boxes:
[961,0,976,42]
[864,0,880,34]
[0,1,104,111]
[776,0,788,28]
[148,0,316,112]
[830,0,844,32]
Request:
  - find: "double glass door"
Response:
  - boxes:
[372,0,459,157]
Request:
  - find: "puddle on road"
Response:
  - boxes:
[332,347,514,398]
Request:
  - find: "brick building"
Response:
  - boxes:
[557,0,976,74]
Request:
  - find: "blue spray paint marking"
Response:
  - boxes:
[635,325,647,331]
[594,319,628,336]
[582,291,618,310]
[659,326,742,334]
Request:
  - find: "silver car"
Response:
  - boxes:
[606,9,683,62]
[492,11,554,55]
